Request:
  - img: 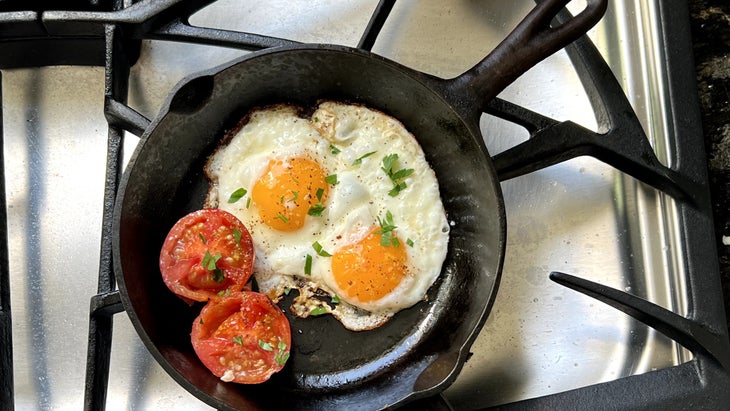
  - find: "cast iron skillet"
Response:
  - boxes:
[113,1,607,409]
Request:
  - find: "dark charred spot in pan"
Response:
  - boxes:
[169,75,214,114]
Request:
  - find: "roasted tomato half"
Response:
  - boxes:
[159,209,255,303]
[191,291,292,384]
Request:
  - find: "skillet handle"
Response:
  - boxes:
[453,0,607,113]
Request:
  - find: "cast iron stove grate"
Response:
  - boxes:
[0,0,728,409]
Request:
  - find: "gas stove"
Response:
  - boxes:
[1,1,728,409]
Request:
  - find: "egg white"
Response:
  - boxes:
[205,102,449,331]
[206,106,333,278]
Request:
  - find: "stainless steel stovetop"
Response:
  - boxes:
[1,1,712,409]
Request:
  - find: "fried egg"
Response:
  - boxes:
[205,102,449,330]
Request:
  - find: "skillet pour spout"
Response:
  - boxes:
[113,0,607,410]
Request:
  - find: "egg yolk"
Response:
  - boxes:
[331,227,409,303]
[252,157,329,231]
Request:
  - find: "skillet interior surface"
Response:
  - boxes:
[113,45,505,410]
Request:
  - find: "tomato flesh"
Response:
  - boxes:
[159,209,255,303]
[191,291,292,384]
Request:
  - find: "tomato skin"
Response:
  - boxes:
[159,209,255,303]
[191,291,292,384]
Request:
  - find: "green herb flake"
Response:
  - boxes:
[308,188,326,216]
[312,241,332,257]
[307,203,325,217]
[284,287,291,295]
[391,168,415,180]
[329,144,341,154]
[227,187,247,203]
[388,181,408,197]
[304,254,312,275]
[289,191,299,202]
[377,210,400,247]
[382,153,398,173]
[331,294,340,304]
[377,211,397,233]
[201,250,213,269]
[232,335,243,345]
[202,250,222,270]
[310,306,328,316]
[232,228,242,246]
[246,197,252,209]
[381,154,414,197]
[258,340,274,351]
[210,253,222,270]
[276,213,290,223]
[275,342,290,365]
[276,351,290,366]
[212,268,225,283]
[199,233,207,244]
[199,317,204,324]
[406,238,414,247]
[325,174,339,185]
[202,250,225,282]
[217,290,225,297]
[352,150,377,166]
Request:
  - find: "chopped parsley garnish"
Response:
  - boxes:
[381,154,414,196]
[310,306,328,316]
[275,341,289,365]
[331,294,340,304]
[199,233,207,244]
[325,174,339,185]
[232,228,242,246]
[377,210,400,247]
[312,241,332,257]
[289,191,299,203]
[304,254,312,275]
[276,213,290,223]
[308,203,325,216]
[232,335,243,345]
[212,269,225,283]
[329,144,341,154]
[227,187,247,203]
[406,238,414,247]
[217,289,231,297]
[308,188,326,216]
[352,151,377,166]
[202,250,221,270]
[246,197,252,209]
[258,340,274,351]
[202,250,225,282]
